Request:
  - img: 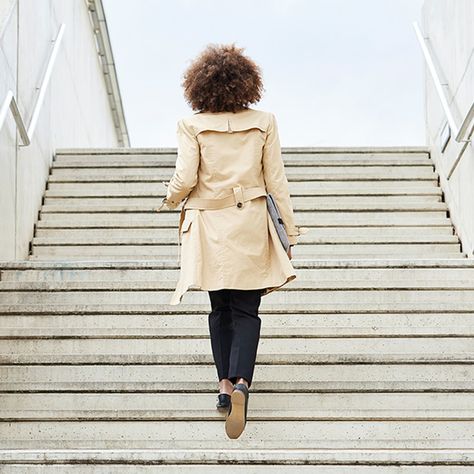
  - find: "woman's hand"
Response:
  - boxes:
[154,197,167,212]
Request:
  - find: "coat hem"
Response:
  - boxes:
[168,272,296,305]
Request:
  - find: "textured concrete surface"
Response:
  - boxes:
[422,0,474,257]
[0,1,124,261]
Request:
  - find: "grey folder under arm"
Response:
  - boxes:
[266,193,290,253]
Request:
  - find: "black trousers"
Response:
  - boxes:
[208,288,263,389]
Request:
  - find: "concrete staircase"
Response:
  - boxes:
[30,147,462,259]
[1,147,473,471]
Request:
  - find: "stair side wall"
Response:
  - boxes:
[0,0,123,260]
[422,0,474,257]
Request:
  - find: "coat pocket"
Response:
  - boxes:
[179,209,196,235]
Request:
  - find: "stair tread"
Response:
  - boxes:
[1,420,473,449]
[0,447,472,467]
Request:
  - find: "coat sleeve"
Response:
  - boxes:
[262,113,302,246]
[163,119,200,210]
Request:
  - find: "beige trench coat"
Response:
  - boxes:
[158,107,306,305]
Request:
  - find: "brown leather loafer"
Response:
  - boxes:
[225,383,249,439]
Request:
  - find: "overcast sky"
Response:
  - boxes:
[102,0,426,147]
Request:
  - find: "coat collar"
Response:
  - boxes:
[184,108,269,136]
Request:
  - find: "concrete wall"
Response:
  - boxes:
[0,0,121,260]
[0,0,18,262]
[422,0,474,257]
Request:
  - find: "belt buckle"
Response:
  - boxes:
[232,185,244,209]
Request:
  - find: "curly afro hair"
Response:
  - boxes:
[181,43,264,113]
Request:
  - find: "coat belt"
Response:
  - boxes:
[176,185,267,264]
[183,185,267,210]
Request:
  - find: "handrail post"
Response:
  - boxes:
[447,126,474,179]
[455,101,474,142]
[0,90,14,133]
[0,90,31,145]
[10,94,30,145]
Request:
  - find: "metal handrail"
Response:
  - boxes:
[413,21,474,177]
[0,23,65,146]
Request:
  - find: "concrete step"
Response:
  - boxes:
[45,181,442,196]
[47,167,438,181]
[2,364,472,392]
[54,146,430,154]
[29,243,463,259]
[30,233,460,246]
[53,159,434,168]
[1,392,472,420]
[0,455,473,472]
[1,313,472,338]
[1,420,473,449]
[1,337,472,364]
[33,226,457,242]
[52,156,434,167]
[4,258,473,268]
[0,452,472,471]
[53,151,432,166]
[3,278,474,292]
[38,200,449,213]
[36,211,453,226]
[51,165,436,176]
[10,267,474,281]
[42,195,445,207]
[3,284,474,305]
[3,301,473,314]
[3,259,474,281]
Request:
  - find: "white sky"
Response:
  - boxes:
[102,0,426,147]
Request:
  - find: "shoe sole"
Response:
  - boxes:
[225,389,246,439]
